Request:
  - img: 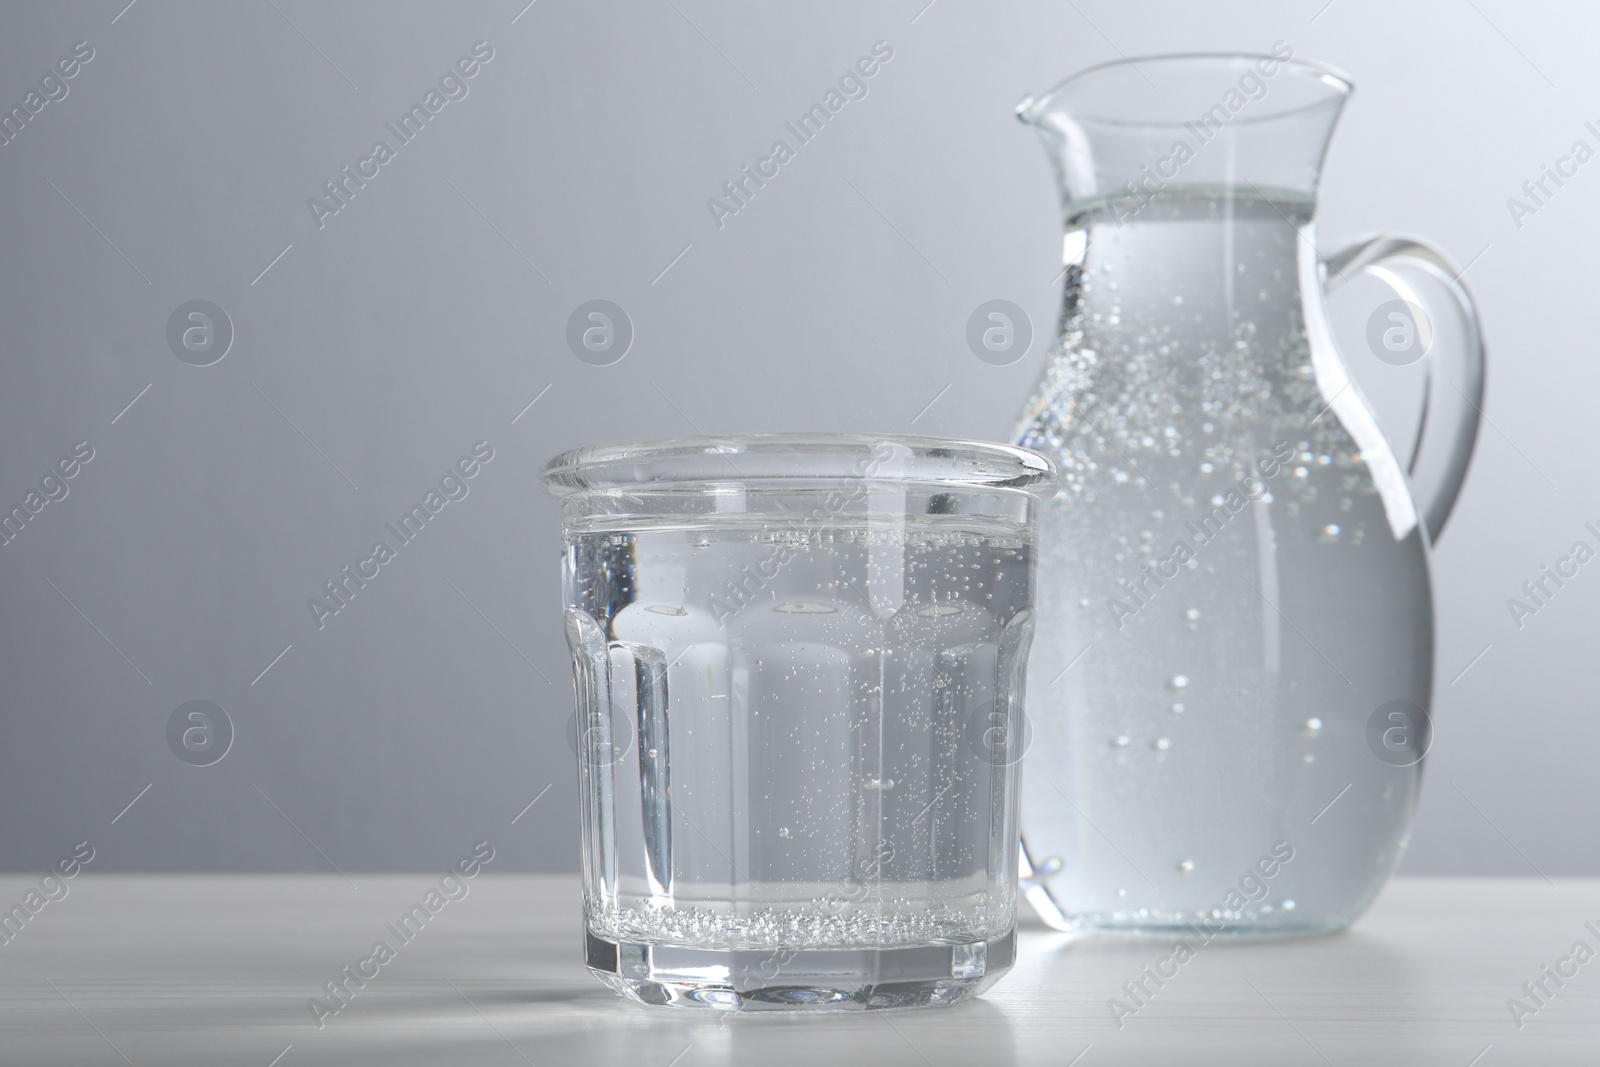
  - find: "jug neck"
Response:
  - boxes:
[1012,185,1326,445]
[1018,48,1350,222]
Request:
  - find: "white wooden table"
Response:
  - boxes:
[1,875,1595,1065]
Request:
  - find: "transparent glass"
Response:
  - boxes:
[542,434,1055,1009]
[1014,54,1486,935]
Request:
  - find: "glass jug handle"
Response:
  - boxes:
[1321,236,1487,543]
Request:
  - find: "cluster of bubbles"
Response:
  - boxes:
[589,899,1004,951]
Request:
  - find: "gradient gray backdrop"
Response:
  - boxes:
[0,0,1589,876]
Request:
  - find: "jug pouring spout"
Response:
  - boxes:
[1017,49,1352,215]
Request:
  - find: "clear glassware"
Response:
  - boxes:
[1013,54,1486,935]
[541,434,1055,1009]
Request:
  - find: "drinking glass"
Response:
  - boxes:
[541,434,1054,1010]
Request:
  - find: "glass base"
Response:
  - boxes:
[1068,916,1351,939]
[584,928,1015,1011]
[1025,886,1352,939]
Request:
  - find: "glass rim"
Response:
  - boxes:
[540,433,1056,497]
[1017,52,1354,131]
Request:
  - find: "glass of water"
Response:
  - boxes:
[542,434,1054,1010]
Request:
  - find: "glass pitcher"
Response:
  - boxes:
[1013,51,1486,935]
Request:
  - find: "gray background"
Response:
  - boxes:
[0,0,1589,877]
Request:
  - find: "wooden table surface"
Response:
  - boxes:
[1,874,1596,1065]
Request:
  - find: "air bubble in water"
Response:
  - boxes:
[1177,859,1194,874]
[1171,703,1185,714]
[1167,674,1190,690]
[1303,717,1323,735]
[1153,737,1171,751]
[1319,524,1341,543]
[1112,736,1131,749]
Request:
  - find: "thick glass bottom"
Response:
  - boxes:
[584,928,1015,1011]
[1025,885,1352,938]
[1068,915,1352,939]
